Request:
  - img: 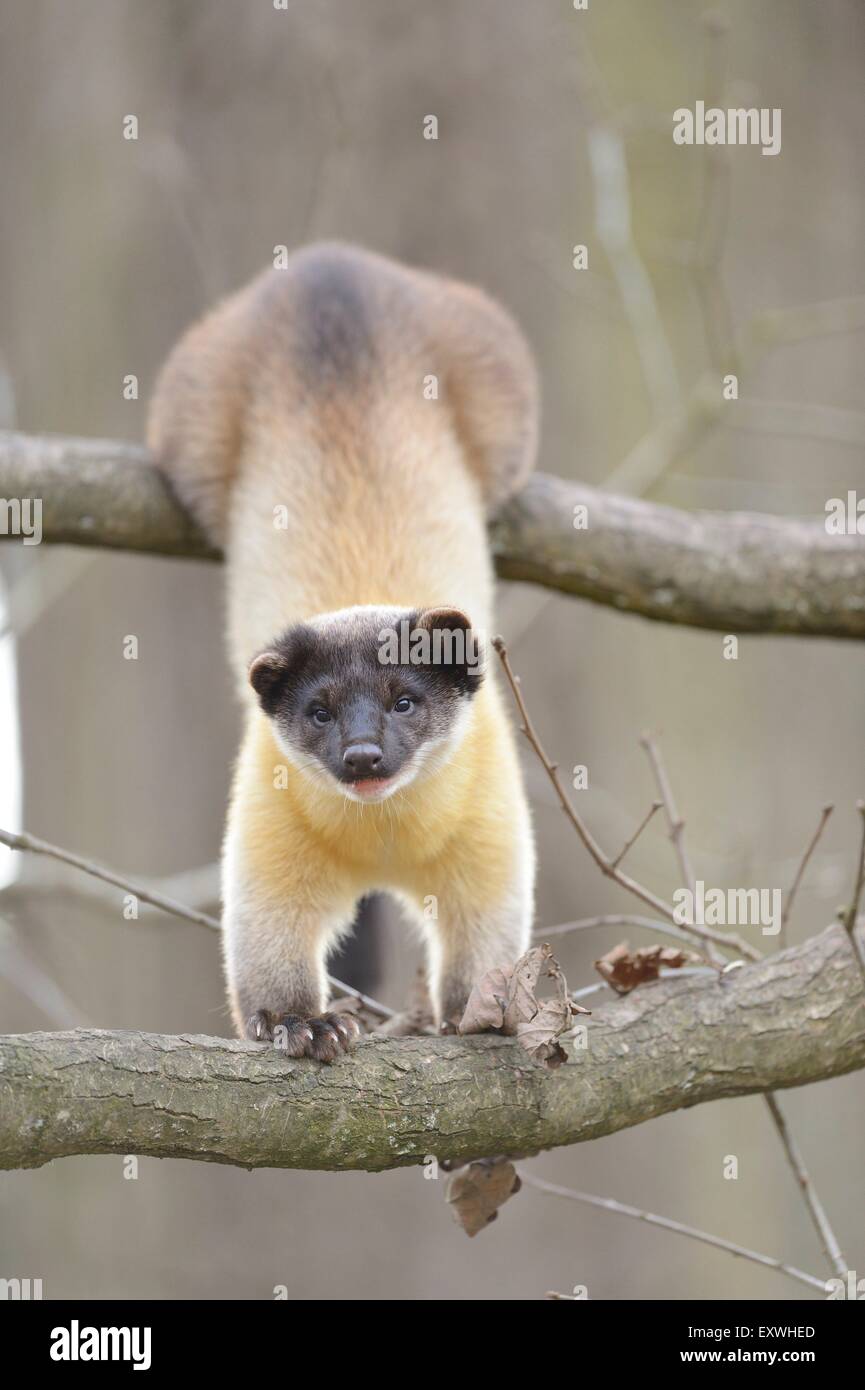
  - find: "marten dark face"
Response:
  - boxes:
[248,605,484,802]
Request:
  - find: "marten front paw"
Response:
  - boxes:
[246,1009,360,1062]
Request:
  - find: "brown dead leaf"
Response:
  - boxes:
[457,964,511,1033]
[458,944,589,1069]
[516,1004,570,1068]
[502,944,550,1034]
[594,941,696,995]
[515,952,579,1067]
[445,1158,521,1237]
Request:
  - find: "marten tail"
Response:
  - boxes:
[147,242,538,548]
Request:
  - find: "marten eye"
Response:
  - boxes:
[311,707,332,726]
[393,696,414,714]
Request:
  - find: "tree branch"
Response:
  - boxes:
[0,825,395,1024]
[2,923,862,1173]
[522,1173,825,1295]
[2,429,863,639]
[493,636,757,962]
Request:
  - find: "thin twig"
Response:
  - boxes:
[535,913,710,955]
[605,295,865,498]
[763,1093,848,1281]
[0,827,220,930]
[841,800,865,983]
[732,399,865,449]
[692,11,737,371]
[499,646,851,1283]
[0,920,95,1029]
[522,1172,825,1295]
[610,801,663,869]
[571,965,716,1003]
[780,804,834,947]
[640,732,696,897]
[629,753,850,1280]
[492,638,758,963]
[574,36,680,424]
[0,826,394,1021]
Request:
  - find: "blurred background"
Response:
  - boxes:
[1,0,864,1300]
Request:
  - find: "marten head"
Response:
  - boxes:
[248,605,485,802]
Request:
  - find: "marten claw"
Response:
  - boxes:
[247,1009,275,1042]
[323,1011,361,1044]
[246,1009,359,1062]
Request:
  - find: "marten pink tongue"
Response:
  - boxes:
[351,777,393,796]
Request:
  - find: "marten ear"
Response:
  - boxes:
[416,606,472,636]
[248,650,291,713]
[413,607,484,696]
[248,626,315,714]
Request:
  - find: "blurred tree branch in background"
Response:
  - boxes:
[1,429,863,639]
[1,923,862,1173]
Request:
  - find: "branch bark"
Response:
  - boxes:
[2,923,863,1173]
[2,430,863,639]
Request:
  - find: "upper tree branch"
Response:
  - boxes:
[1,430,863,639]
[2,923,863,1173]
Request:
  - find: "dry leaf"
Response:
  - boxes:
[458,965,511,1033]
[502,945,550,1034]
[594,941,696,995]
[517,1003,569,1068]
[445,1158,521,1236]
[459,944,588,1069]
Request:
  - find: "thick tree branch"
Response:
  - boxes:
[492,472,865,640]
[0,431,219,561]
[2,923,863,1173]
[2,430,863,638]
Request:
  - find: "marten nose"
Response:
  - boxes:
[343,742,383,776]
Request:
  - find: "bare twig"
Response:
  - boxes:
[731,399,865,450]
[605,296,865,498]
[749,294,865,349]
[630,750,850,1280]
[0,826,394,1022]
[574,38,680,422]
[841,801,865,983]
[492,638,758,963]
[763,1092,848,1281]
[780,804,834,947]
[0,827,219,931]
[692,11,737,371]
[535,913,709,956]
[498,648,851,1283]
[572,965,715,1004]
[609,801,663,870]
[640,732,696,897]
[0,922,95,1029]
[603,369,724,496]
[523,1172,824,1295]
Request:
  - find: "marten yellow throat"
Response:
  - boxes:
[149,243,538,1060]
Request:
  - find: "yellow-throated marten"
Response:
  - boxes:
[149,243,538,1060]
